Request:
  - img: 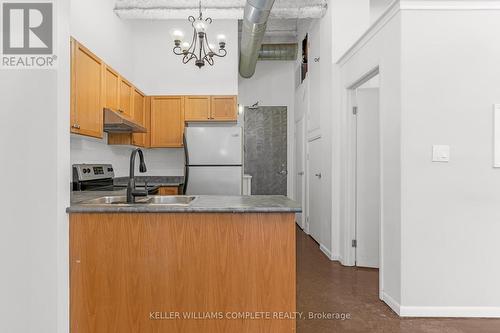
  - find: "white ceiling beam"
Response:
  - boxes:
[114,0,327,20]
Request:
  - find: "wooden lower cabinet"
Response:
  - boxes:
[70,213,296,333]
[158,186,179,195]
[150,96,185,148]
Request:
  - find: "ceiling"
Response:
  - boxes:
[114,0,327,43]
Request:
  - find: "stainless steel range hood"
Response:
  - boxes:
[103,108,146,133]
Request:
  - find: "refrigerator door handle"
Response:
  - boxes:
[183,133,189,195]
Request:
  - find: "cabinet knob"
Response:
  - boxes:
[72,123,80,129]
[315,173,322,179]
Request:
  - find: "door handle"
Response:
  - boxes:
[298,171,304,176]
[315,173,322,179]
[278,170,288,176]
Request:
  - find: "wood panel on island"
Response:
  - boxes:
[69,212,296,333]
[70,38,238,148]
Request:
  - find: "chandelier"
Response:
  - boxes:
[171,1,227,68]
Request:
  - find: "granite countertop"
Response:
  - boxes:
[68,192,302,214]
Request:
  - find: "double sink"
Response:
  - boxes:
[81,196,197,206]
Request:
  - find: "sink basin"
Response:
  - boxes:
[146,196,196,205]
[80,195,196,206]
[80,196,150,205]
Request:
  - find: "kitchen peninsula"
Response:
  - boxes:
[67,195,300,333]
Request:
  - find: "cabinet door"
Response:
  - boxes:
[103,65,119,110]
[119,77,133,118]
[150,96,185,148]
[158,187,179,195]
[71,38,103,138]
[211,96,237,121]
[132,90,148,147]
[184,96,210,121]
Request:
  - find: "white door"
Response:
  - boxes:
[355,88,380,268]
[308,138,323,243]
[295,118,305,228]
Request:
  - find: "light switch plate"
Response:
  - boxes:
[432,145,450,162]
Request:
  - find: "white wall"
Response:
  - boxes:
[0,1,71,332]
[331,0,371,62]
[334,2,402,308]
[69,0,240,176]
[334,0,500,317]
[238,61,296,197]
[70,135,185,176]
[239,61,295,108]
[71,0,135,81]
[131,20,238,95]
[400,8,500,316]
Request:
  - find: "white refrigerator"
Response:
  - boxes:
[183,126,243,195]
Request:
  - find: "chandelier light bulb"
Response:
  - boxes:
[181,42,190,52]
[217,34,227,48]
[193,19,208,34]
[171,29,184,44]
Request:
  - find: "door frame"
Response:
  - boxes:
[344,67,384,296]
[306,135,322,238]
[295,116,307,230]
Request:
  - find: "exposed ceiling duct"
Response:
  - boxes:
[258,43,297,61]
[239,0,276,78]
[114,0,327,20]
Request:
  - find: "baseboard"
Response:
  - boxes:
[399,306,500,318]
[319,244,340,261]
[381,292,500,318]
[381,292,401,316]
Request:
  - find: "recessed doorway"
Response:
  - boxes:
[353,75,381,269]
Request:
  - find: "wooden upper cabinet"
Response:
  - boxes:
[132,90,149,147]
[211,96,237,121]
[184,96,211,121]
[71,38,103,138]
[132,89,145,126]
[119,77,133,118]
[150,96,185,148]
[103,65,119,110]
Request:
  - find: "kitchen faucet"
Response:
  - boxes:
[127,148,148,203]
